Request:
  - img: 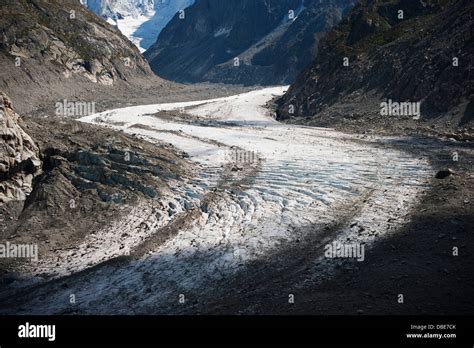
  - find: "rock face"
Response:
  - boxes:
[145,0,355,85]
[0,0,163,114]
[0,93,41,203]
[277,0,474,126]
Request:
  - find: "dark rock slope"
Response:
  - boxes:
[277,0,474,128]
[145,0,355,85]
[0,0,164,114]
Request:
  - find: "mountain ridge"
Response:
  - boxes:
[145,0,356,85]
[277,0,473,129]
[0,0,165,114]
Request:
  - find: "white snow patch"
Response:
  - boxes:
[214,27,232,38]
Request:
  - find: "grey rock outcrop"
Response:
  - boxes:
[0,92,42,203]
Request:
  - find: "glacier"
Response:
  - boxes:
[3,87,432,315]
[83,0,195,52]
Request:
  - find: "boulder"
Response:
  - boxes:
[435,169,455,179]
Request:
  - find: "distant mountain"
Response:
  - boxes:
[0,0,163,114]
[277,0,474,127]
[84,0,195,52]
[144,0,355,85]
